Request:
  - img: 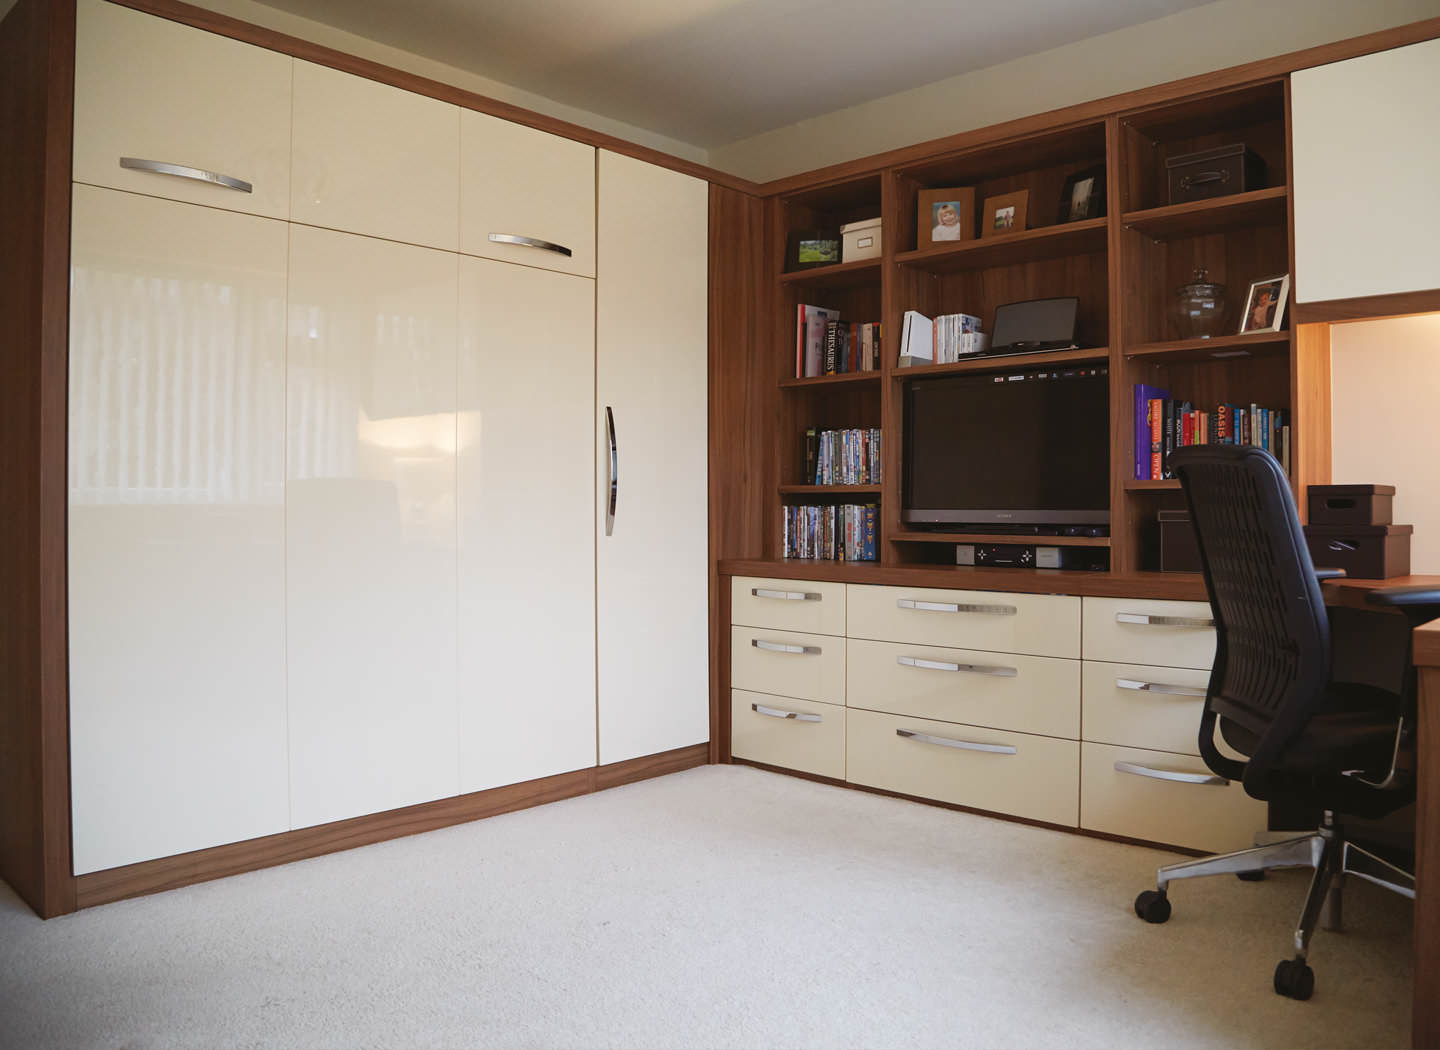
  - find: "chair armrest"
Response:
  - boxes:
[1366,585,1440,610]
[1313,568,1347,581]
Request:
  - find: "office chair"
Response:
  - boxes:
[1131,444,1440,1000]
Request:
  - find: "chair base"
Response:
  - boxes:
[1136,812,1414,1000]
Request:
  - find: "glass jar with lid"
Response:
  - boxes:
[1174,268,1227,338]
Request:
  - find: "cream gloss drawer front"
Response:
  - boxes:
[731,691,845,780]
[1080,742,1265,853]
[846,709,1079,827]
[731,576,846,637]
[847,639,1079,740]
[1081,661,1209,756]
[1082,597,1216,670]
[730,626,844,704]
[847,585,1080,659]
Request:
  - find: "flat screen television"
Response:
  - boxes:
[902,366,1109,527]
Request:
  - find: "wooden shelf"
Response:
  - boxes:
[893,346,1108,379]
[779,371,881,390]
[777,258,881,289]
[892,531,1110,547]
[894,217,1107,273]
[1125,331,1290,362]
[1125,479,1181,491]
[779,484,881,496]
[1121,186,1288,240]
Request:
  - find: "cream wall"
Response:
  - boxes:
[709,0,1440,182]
[1330,313,1440,574]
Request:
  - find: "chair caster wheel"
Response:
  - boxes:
[1237,870,1266,881]
[1274,957,1315,1000]
[1134,889,1171,924]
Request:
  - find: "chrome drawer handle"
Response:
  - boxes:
[752,702,821,723]
[896,598,1016,616]
[489,233,573,257]
[1115,612,1214,629]
[751,588,821,601]
[1114,760,1226,786]
[752,639,820,655]
[896,728,1016,755]
[897,655,1017,677]
[1115,677,1206,698]
[119,157,252,193]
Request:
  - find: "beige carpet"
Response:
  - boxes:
[0,765,1414,1049]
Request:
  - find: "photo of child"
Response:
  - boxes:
[931,203,965,241]
[1239,274,1291,334]
[993,206,1016,230]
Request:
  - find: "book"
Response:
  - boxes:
[1133,384,1168,480]
[795,304,839,378]
[1148,397,1163,479]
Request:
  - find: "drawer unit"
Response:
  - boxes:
[1082,597,1215,670]
[847,638,1080,740]
[846,709,1079,827]
[847,585,1080,659]
[1081,661,1209,756]
[1081,741,1265,853]
[730,626,844,704]
[732,576,846,637]
[731,690,845,779]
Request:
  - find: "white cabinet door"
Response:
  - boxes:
[457,258,596,791]
[1292,38,1440,303]
[290,60,460,251]
[595,151,710,764]
[285,225,459,829]
[73,0,293,220]
[68,185,289,874]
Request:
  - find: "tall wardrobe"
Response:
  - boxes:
[65,0,710,876]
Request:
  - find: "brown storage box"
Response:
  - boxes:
[1307,484,1395,526]
[1304,523,1412,580]
[1159,509,1203,573]
[1165,144,1267,204]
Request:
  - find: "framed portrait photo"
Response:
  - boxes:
[916,187,975,248]
[784,230,841,272]
[1058,166,1106,223]
[981,189,1029,239]
[1238,273,1291,334]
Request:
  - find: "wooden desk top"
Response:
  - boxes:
[1321,575,1440,613]
[1416,620,1440,669]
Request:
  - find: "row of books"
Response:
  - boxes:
[898,310,990,366]
[782,504,879,562]
[805,427,882,486]
[1135,384,1291,480]
[795,304,882,377]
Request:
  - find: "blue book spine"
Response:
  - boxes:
[1133,384,1169,479]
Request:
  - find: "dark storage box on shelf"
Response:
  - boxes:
[1306,484,1395,527]
[1165,144,1266,204]
[1158,509,1202,573]
[1304,523,1412,580]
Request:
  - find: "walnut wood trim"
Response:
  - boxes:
[1416,661,1440,1049]
[1292,288,1440,325]
[104,0,761,195]
[74,744,710,910]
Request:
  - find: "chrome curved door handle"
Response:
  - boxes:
[1114,760,1227,786]
[605,406,617,536]
[752,638,820,655]
[488,233,573,257]
[1115,677,1206,698]
[896,728,1017,755]
[751,588,821,602]
[1115,612,1214,629]
[752,703,822,723]
[896,655,1017,677]
[119,157,252,193]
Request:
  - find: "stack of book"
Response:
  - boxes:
[795,304,881,377]
[783,504,878,561]
[898,310,989,366]
[805,427,881,485]
[1134,383,1291,480]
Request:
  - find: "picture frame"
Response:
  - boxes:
[1238,273,1291,334]
[1058,166,1106,223]
[916,187,976,248]
[981,190,1029,239]
[784,229,841,271]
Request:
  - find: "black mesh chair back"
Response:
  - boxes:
[1170,445,1333,791]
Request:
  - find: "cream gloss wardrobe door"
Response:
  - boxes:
[286,225,459,828]
[595,151,710,764]
[73,0,292,219]
[457,258,596,791]
[67,185,289,874]
[290,60,460,251]
[460,111,596,278]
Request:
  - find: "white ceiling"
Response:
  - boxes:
[255,0,1214,147]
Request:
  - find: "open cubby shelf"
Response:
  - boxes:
[893,346,1108,380]
[779,371,881,389]
[892,531,1111,548]
[1125,330,1290,362]
[895,217,1107,273]
[780,484,882,496]
[777,258,882,289]
[1121,186,1288,240]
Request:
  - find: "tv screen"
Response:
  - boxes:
[902,366,1109,526]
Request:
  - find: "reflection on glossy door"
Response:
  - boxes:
[286,225,460,829]
[67,184,290,874]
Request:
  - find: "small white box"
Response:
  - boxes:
[841,218,882,261]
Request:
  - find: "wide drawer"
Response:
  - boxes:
[731,690,845,779]
[1082,597,1216,669]
[730,626,844,704]
[1081,741,1266,853]
[732,576,846,636]
[846,709,1078,826]
[848,639,1079,739]
[847,585,1080,658]
[1082,661,1209,756]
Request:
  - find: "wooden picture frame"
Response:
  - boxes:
[981,190,1029,239]
[916,187,975,248]
[1239,273,1291,333]
[1058,166,1106,223]
[784,230,841,271]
